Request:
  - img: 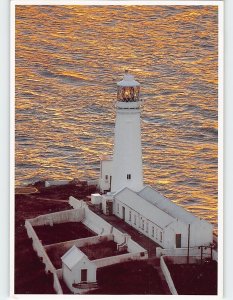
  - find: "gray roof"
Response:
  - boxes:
[61,245,86,270]
[138,186,198,225]
[115,187,175,228]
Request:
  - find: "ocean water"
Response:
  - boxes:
[15,5,218,232]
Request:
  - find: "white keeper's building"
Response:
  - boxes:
[98,71,213,250]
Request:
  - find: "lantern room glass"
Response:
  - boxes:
[117,86,140,102]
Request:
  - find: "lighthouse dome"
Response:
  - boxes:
[117,71,140,103]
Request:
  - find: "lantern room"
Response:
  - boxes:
[117,70,140,102]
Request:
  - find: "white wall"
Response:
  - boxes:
[113,198,165,247]
[28,208,85,226]
[111,108,143,193]
[160,256,178,295]
[99,160,112,192]
[190,219,213,246]
[44,235,114,253]
[93,252,148,269]
[45,180,70,187]
[83,206,112,235]
[63,258,97,293]
[25,220,63,294]
[156,247,215,261]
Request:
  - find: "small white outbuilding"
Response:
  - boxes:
[61,245,97,294]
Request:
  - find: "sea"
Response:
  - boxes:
[15,5,218,233]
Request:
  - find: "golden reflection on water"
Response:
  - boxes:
[15,5,218,232]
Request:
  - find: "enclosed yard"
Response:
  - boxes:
[88,260,165,294]
[33,222,96,245]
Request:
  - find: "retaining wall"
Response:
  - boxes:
[28,208,85,227]
[160,256,178,295]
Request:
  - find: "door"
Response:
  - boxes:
[122,206,125,221]
[176,234,181,248]
[81,269,87,282]
[110,176,112,191]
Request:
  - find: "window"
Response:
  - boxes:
[160,232,163,243]
[152,226,154,237]
[127,174,131,180]
[117,203,119,213]
[129,211,131,221]
[146,222,148,233]
[142,220,145,230]
[105,175,108,180]
[134,215,137,225]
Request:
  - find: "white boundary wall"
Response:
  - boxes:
[44,235,114,252]
[156,246,214,259]
[25,220,63,294]
[28,208,85,226]
[83,206,112,235]
[160,256,178,295]
[93,251,148,268]
[45,180,70,187]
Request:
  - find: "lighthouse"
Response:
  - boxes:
[110,71,144,193]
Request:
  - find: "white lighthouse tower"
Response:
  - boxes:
[111,71,144,193]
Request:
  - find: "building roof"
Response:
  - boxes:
[61,245,86,270]
[114,187,175,228]
[138,186,198,225]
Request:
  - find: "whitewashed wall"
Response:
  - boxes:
[28,208,85,226]
[93,251,148,269]
[25,220,63,294]
[160,256,178,295]
[63,258,97,293]
[83,206,112,235]
[113,198,165,247]
[44,235,114,252]
[45,180,70,187]
[156,246,213,258]
[99,160,112,192]
[190,219,213,246]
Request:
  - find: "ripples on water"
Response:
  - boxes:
[15,5,218,232]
